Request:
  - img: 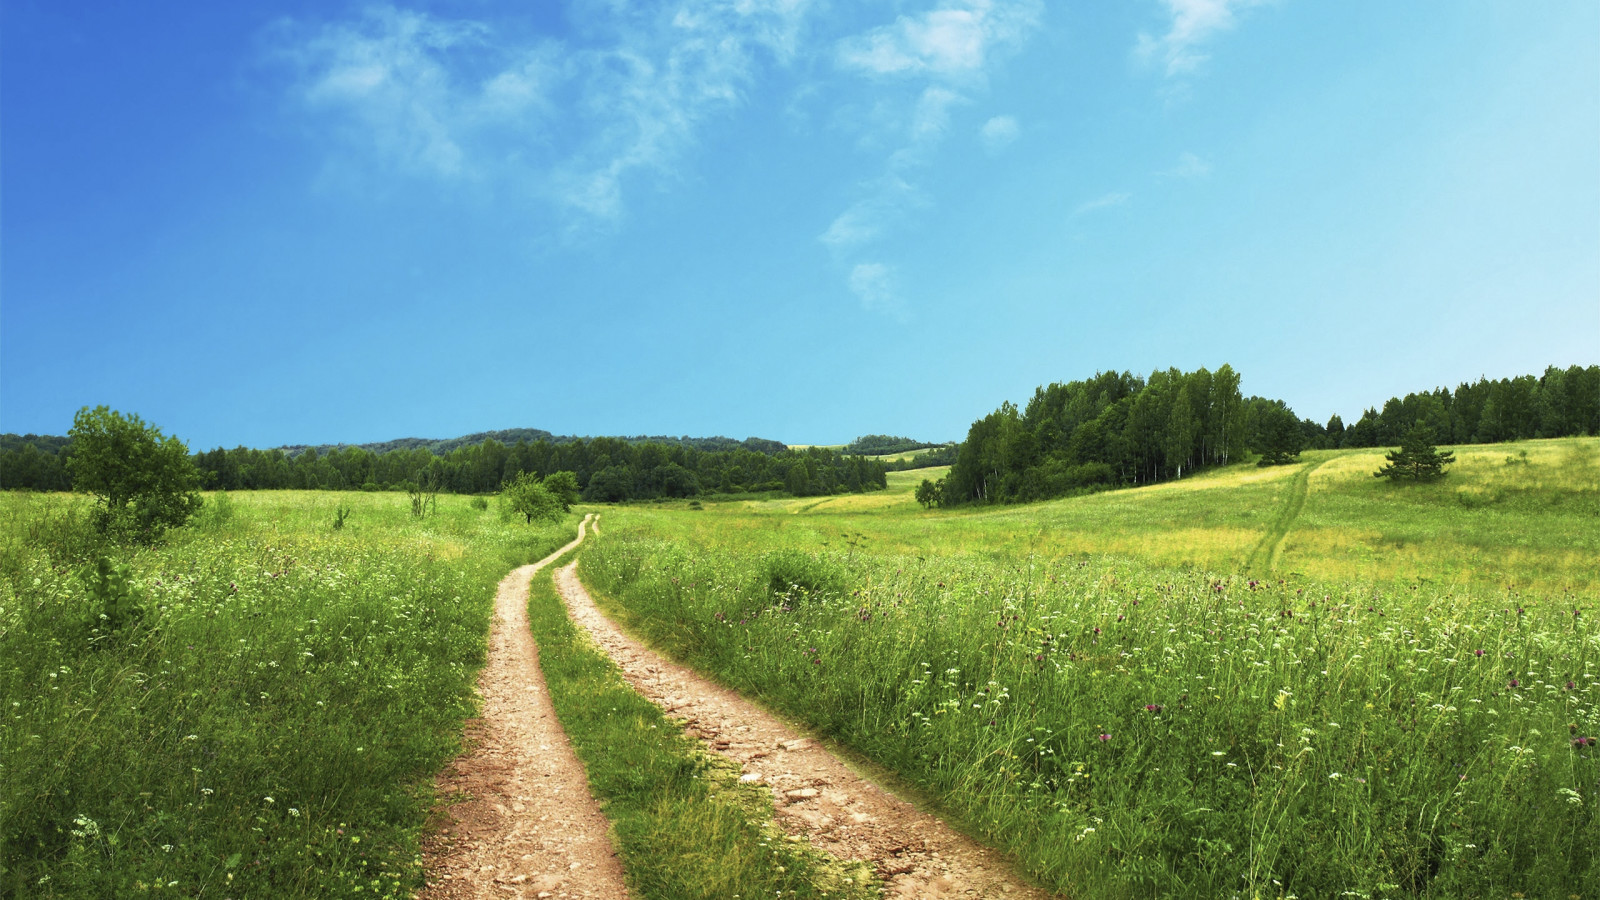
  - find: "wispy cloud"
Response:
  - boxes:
[822,1,1042,313]
[1073,191,1131,216]
[1135,0,1264,78]
[848,262,908,320]
[1160,151,1211,177]
[280,7,538,179]
[979,114,1019,154]
[837,0,1041,80]
[275,1,814,222]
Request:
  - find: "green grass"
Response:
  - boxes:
[574,437,1600,898]
[523,564,875,900]
[0,490,576,898]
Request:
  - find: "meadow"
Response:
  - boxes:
[576,438,1599,898]
[0,490,574,897]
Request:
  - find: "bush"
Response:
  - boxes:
[761,550,847,603]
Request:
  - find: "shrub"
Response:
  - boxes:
[761,550,846,603]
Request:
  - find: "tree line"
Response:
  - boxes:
[0,432,888,501]
[929,364,1598,507]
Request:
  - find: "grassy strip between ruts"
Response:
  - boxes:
[524,562,878,900]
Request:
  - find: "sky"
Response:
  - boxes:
[2,0,1597,449]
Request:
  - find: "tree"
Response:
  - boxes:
[1249,400,1305,466]
[66,405,204,541]
[583,466,633,503]
[914,478,941,509]
[1374,426,1455,482]
[542,471,581,511]
[501,471,563,523]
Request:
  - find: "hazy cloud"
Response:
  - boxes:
[979,114,1019,153]
[821,1,1041,311]
[838,0,1042,79]
[277,1,815,221]
[1160,151,1211,177]
[1073,191,1131,216]
[848,262,908,319]
[1135,0,1264,78]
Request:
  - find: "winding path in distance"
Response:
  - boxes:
[554,562,1061,900]
[420,514,629,900]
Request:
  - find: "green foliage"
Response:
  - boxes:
[1375,426,1456,482]
[80,555,145,637]
[761,549,846,604]
[0,491,576,898]
[1249,399,1307,466]
[914,478,941,509]
[332,503,352,530]
[180,435,884,501]
[542,470,580,511]
[945,365,1250,505]
[524,568,875,899]
[843,434,940,456]
[469,495,490,510]
[501,471,563,524]
[65,406,203,542]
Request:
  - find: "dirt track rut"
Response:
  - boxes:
[553,562,1058,900]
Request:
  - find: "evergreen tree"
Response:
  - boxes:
[1374,426,1455,482]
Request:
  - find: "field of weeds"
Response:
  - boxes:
[0,491,575,897]
[578,438,1599,898]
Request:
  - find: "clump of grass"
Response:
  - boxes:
[523,566,875,900]
[0,491,577,898]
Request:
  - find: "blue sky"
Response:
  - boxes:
[3,0,1596,449]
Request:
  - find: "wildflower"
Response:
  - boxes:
[1097,733,1111,742]
[1574,737,1593,748]
[1565,681,1576,690]
[1474,649,1484,657]
[1144,704,1163,712]
[1508,679,1520,689]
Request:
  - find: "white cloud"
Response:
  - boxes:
[1073,191,1131,216]
[1135,0,1264,78]
[838,0,1042,79]
[276,1,815,221]
[1160,151,1211,177]
[911,86,966,142]
[286,7,501,178]
[848,262,908,319]
[979,114,1019,153]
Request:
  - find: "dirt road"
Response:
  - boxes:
[420,514,629,900]
[554,562,1058,900]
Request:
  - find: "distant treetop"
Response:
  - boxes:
[844,435,943,456]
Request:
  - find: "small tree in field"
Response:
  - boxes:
[915,478,941,509]
[67,405,203,542]
[542,471,581,511]
[1374,426,1455,482]
[501,471,563,524]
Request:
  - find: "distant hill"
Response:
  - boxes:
[275,430,788,457]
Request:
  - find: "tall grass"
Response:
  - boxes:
[577,439,1599,898]
[0,491,575,898]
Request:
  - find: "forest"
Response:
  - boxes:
[0,432,886,501]
[935,363,1600,506]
